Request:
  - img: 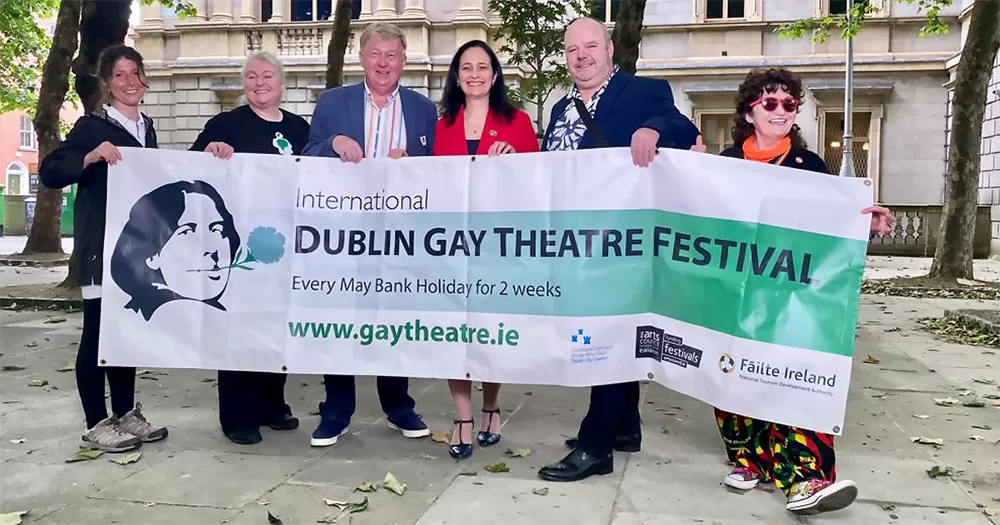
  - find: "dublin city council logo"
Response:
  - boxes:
[109,179,285,321]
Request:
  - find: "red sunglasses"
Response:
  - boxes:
[750,96,799,113]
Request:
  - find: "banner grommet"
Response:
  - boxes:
[281,366,288,372]
[646,373,654,380]
[864,179,872,186]
[832,425,841,433]
[100,359,107,365]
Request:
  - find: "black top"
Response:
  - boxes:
[466,140,479,155]
[190,105,310,155]
[720,145,830,175]
[39,109,158,287]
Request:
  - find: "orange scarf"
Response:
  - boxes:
[742,135,791,166]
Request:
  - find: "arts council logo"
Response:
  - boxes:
[634,325,703,369]
[109,179,285,321]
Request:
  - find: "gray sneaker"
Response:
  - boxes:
[119,402,168,443]
[81,416,142,452]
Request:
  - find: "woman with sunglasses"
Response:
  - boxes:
[703,68,894,516]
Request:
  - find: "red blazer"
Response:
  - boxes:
[432,106,539,156]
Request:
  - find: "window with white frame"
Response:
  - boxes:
[19,115,35,150]
[706,0,746,20]
[593,0,622,23]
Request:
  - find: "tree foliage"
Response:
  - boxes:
[777,0,952,42]
[488,0,591,134]
[0,0,62,115]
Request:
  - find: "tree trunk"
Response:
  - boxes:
[324,0,354,89]
[74,0,131,113]
[611,0,646,74]
[56,0,131,288]
[21,0,83,255]
[929,0,1000,279]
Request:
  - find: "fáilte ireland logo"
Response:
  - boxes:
[110,179,285,321]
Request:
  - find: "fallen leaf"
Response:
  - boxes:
[24,341,37,348]
[863,354,881,364]
[44,316,66,324]
[55,363,74,372]
[109,452,142,465]
[323,496,368,513]
[353,481,378,493]
[970,435,985,441]
[419,453,438,460]
[532,487,549,496]
[1,365,26,371]
[257,500,270,506]
[484,462,510,473]
[963,399,986,408]
[504,448,531,458]
[972,424,993,430]
[9,438,26,444]
[973,378,995,385]
[383,472,405,495]
[957,390,974,396]
[267,510,283,525]
[347,497,369,513]
[880,504,896,511]
[0,510,30,525]
[458,470,478,476]
[911,436,944,446]
[926,465,955,478]
[65,449,103,463]
[983,508,999,517]
[934,398,959,406]
[984,394,1000,400]
[912,414,930,419]
[430,431,452,444]
[28,380,48,387]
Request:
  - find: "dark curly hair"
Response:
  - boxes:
[731,68,807,150]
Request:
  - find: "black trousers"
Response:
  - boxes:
[319,374,415,422]
[77,298,136,428]
[218,370,291,434]
[575,381,641,456]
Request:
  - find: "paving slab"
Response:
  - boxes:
[32,500,239,525]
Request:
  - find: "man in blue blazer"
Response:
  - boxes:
[302,22,436,448]
[537,17,701,482]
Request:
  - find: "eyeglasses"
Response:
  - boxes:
[750,97,799,113]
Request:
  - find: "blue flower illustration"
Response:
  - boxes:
[230,226,285,270]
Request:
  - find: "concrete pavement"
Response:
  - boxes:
[2,286,999,523]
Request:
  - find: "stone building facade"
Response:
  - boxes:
[133,0,968,255]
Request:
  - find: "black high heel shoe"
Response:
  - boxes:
[477,408,501,447]
[449,419,473,460]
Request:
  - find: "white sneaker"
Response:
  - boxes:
[786,479,858,515]
[723,466,761,490]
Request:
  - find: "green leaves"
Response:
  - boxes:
[776,0,951,43]
[65,449,103,463]
[0,0,58,114]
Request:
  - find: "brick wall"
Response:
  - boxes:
[976,56,1000,242]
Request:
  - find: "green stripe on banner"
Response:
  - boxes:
[293,209,867,357]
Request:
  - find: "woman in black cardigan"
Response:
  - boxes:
[39,45,172,453]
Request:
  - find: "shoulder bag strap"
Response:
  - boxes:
[572,98,610,148]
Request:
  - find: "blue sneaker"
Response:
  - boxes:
[387,411,430,438]
[310,418,349,447]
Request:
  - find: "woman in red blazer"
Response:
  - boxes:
[433,40,539,158]
[433,40,537,462]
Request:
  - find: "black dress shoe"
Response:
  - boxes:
[267,414,300,431]
[537,448,613,482]
[226,428,263,445]
[564,433,641,452]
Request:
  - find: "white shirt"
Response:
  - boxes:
[81,105,148,300]
[362,81,407,158]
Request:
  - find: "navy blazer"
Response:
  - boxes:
[303,82,437,158]
[542,71,700,151]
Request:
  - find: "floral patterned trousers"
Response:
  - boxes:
[715,408,837,495]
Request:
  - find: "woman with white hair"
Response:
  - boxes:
[190,51,309,445]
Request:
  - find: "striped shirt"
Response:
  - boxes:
[363,82,407,158]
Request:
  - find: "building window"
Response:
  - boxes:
[593,0,622,23]
[286,0,362,21]
[828,0,869,15]
[706,0,746,19]
[698,113,735,154]
[822,111,872,177]
[5,162,27,195]
[19,115,35,150]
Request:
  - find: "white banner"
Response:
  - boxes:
[100,147,872,434]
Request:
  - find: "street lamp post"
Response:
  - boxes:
[840,0,856,177]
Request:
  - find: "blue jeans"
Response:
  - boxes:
[319,374,416,422]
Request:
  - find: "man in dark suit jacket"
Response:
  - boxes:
[537,16,701,483]
[302,22,436,448]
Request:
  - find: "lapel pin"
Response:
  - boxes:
[795,157,803,163]
[489,130,497,137]
[419,135,427,146]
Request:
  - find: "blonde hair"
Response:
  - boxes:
[359,22,407,52]
[237,52,287,106]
